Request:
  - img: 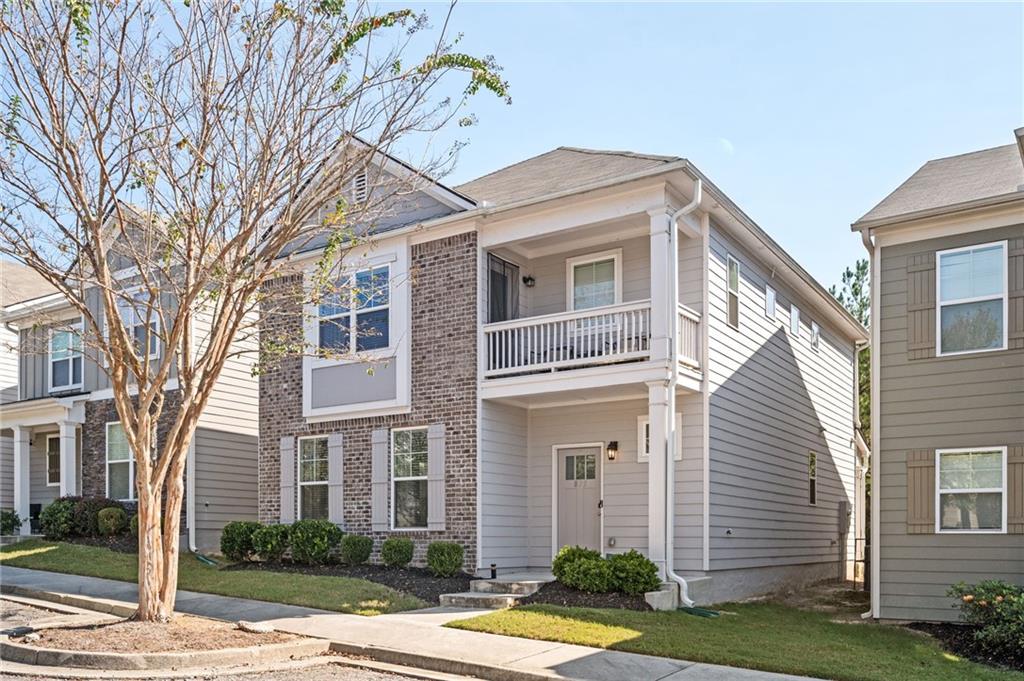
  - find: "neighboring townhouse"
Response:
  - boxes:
[853,131,1024,621]
[259,146,867,605]
[0,247,259,551]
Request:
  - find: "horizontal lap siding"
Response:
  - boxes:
[194,307,259,437]
[878,224,1024,622]
[707,225,857,573]
[480,401,529,568]
[193,427,259,551]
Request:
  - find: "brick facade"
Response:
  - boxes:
[258,231,479,568]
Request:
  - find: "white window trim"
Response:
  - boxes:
[935,240,1008,357]
[390,425,429,531]
[808,451,817,506]
[765,285,776,320]
[48,318,84,393]
[565,249,623,311]
[726,255,741,329]
[790,305,800,337]
[810,321,820,351]
[935,446,1007,534]
[45,434,61,487]
[636,414,683,463]
[296,435,329,521]
[105,421,136,502]
[316,263,392,356]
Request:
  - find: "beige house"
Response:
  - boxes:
[853,130,1024,621]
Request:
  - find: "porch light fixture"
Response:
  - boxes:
[606,441,618,461]
[522,275,536,288]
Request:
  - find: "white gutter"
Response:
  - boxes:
[665,178,702,608]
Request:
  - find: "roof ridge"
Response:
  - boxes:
[556,146,681,163]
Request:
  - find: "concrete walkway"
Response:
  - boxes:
[0,566,811,681]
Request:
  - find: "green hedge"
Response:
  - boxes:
[290,519,342,565]
[97,507,128,536]
[426,541,464,577]
[339,534,373,566]
[40,497,79,539]
[949,580,1024,663]
[381,537,414,567]
[252,524,291,562]
[220,521,261,561]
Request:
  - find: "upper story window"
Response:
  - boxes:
[790,305,801,337]
[765,285,776,320]
[937,447,1005,533]
[810,321,820,351]
[318,265,390,354]
[726,256,741,328]
[567,250,620,311]
[808,451,817,505]
[49,322,82,391]
[117,289,160,359]
[392,427,428,529]
[937,242,1006,356]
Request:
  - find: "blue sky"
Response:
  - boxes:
[408,1,1023,289]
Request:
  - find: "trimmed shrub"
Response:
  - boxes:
[949,580,1024,661]
[607,550,661,595]
[380,537,414,568]
[0,509,22,536]
[290,519,342,566]
[561,556,613,593]
[425,541,464,577]
[129,514,139,537]
[252,524,291,562]
[40,497,79,539]
[339,534,373,566]
[220,521,261,562]
[552,545,601,581]
[72,497,124,537]
[97,507,128,536]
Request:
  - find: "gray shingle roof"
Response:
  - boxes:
[1,260,55,307]
[455,147,680,206]
[856,143,1024,226]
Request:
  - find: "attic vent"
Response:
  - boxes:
[352,172,368,204]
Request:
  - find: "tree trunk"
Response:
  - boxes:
[133,480,185,621]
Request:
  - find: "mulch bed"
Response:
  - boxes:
[907,622,1023,672]
[13,614,297,653]
[65,534,138,553]
[518,581,651,611]
[226,561,475,605]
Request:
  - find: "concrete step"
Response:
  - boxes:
[470,579,546,596]
[438,591,521,609]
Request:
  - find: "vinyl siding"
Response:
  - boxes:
[0,437,12,509]
[479,400,529,568]
[193,307,259,437]
[1,324,15,507]
[707,223,857,574]
[877,223,1024,621]
[193,427,259,551]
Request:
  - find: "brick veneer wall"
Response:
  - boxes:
[258,231,479,568]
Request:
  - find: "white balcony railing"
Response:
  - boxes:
[483,300,652,377]
[678,304,701,371]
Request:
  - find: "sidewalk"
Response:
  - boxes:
[1,566,811,681]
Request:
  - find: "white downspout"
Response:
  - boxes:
[859,228,880,619]
[665,178,702,608]
[186,436,197,552]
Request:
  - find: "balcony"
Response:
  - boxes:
[483,300,701,379]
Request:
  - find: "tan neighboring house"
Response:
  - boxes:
[853,130,1024,621]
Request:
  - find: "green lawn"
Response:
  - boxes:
[447,602,1022,681]
[0,539,425,616]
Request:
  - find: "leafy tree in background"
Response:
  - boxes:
[830,259,869,442]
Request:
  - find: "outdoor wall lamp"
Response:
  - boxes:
[606,441,618,461]
[522,275,536,288]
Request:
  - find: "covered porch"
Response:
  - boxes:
[0,395,86,534]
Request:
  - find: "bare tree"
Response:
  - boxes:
[0,0,506,621]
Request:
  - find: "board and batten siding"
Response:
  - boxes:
[706,223,857,575]
[479,400,529,568]
[192,427,259,551]
[877,223,1024,622]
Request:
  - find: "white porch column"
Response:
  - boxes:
[646,379,672,579]
[12,426,30,535]
[58,421,78,497]
[647,209,674,364]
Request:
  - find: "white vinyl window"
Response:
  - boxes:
[49,322,83,392]
[937,242,1007,356]
[937,447,1006,533]
[567,251,621,311]
[726,256,740,328]
[808,451,817,505]
[116,289,160,359]
[297,437,329,520]
[636,414,684,462]
[392,427,428,529]
[811,322,820,351]
[318,265,390,354]
[46,435,61,487]
[106,423,135,501]
[790,305,801,337]
[765,285,776,320]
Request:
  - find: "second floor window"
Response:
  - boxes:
[569,253,618,310]
[319,265,390,354]
[116,289,160,359]
[727,256,741,328]
[49,323,82,391]
[937,242,1006,356]
[790,305,801,337]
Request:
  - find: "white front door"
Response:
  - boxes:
[557,447,601,551]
